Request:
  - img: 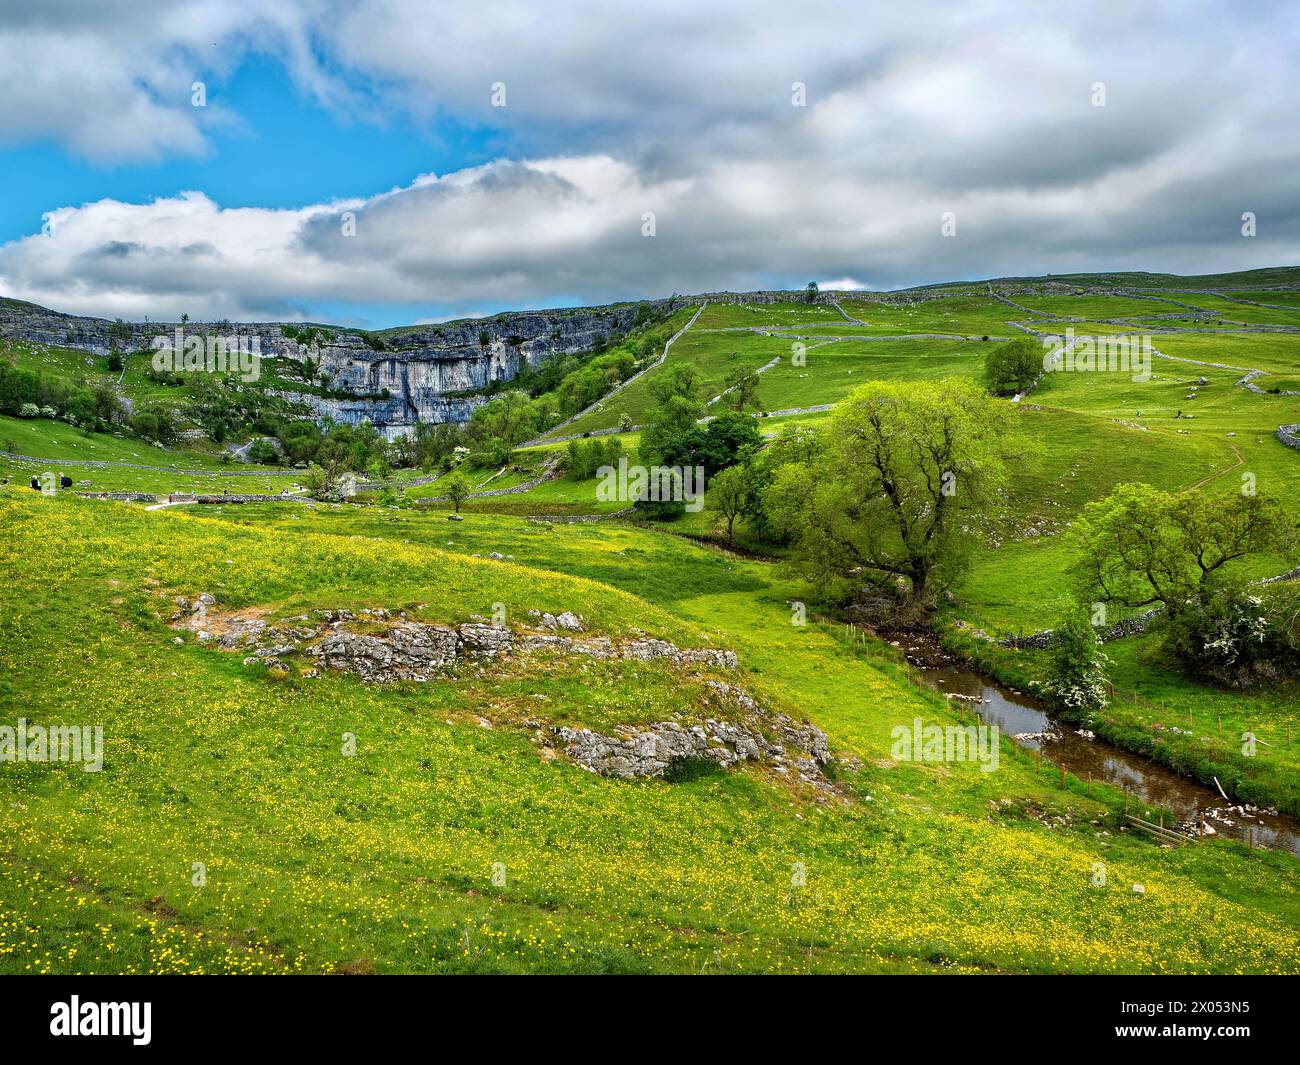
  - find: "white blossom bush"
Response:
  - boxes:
[1041,612,1111,723]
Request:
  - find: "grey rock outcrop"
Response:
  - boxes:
[314,622,460,679]
[554,681,830,784]
[178,605,738,681]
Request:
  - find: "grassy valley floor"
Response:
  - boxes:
[1,491,1297,973]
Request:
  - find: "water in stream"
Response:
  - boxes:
[906,646,1300,856]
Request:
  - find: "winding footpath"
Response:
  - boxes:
[520,302,709,448]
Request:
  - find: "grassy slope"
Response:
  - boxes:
[4,283,1299,973]
[0,415,289,495]
[3,491,1298,973]
[520,291,1300,819]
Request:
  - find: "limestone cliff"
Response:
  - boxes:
[0,296,676,437]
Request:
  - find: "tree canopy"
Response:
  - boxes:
[767,377,1021,607]
[983,335,1044,396]
[1070,483,1292,615]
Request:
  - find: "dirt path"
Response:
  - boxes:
[1181,439,1245,493]
[523,302,708,447]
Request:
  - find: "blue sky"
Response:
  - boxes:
[0,58,527,326]
[0,1,1295,327]
[1,61,502,241]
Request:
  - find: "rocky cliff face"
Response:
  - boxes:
[0,297,672,437]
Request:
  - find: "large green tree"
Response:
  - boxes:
[768,378,1020,606]
[1070,483,1292,616]
[640,365,705,462]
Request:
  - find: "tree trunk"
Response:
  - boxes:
[909,562,929,605]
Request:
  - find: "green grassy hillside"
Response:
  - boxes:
[4,272,1299,973]
[3,490,1299,974]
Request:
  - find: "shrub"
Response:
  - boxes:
[129,406,178,445]
[1041,612,1110,722]
[246,439,281,465]
[1164,580,1286,686]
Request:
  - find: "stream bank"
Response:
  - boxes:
[878,628,1300,856]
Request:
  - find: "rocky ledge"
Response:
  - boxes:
[554,681,831,786]
[168,597,840,786]
[171,601,736,681]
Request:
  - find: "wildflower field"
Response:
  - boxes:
[2,491,1298,973]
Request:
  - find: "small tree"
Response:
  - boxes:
[444,471,470,513]
[1071,484,1291,618]
[707,466,747,546]
[724,368,762,413]
[805,281,819,303]
[1041,612,1110,722]
[983,336,1044,396]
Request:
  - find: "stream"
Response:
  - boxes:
[898,637,1300,856]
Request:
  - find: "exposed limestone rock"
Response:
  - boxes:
[456,623,513,657]
[553,683,831,785]
[171,601,820,783]
[176,604,738,680]
[536,610,585,632]
[314,623,460,681]
[0,297,669,438]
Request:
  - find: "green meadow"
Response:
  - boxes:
[3,277,1299,973]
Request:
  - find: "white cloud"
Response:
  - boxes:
[0,1,1297,321]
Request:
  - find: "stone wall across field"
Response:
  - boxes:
[998,607,1164,649]
[74,491,157,503]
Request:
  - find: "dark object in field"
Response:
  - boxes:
[30,476,39,490]
[662,756,726,783]
[60,475,72,488]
